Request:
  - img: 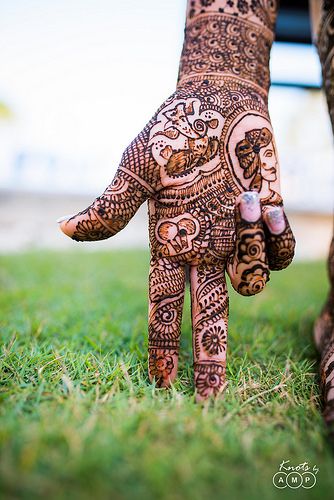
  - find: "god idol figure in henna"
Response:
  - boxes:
[312,0,334,429]
[58,0,295,401]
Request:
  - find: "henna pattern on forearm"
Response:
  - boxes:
[187,0,278,30]
[178,14,273,89]
[317,2,334,132]
[313,3,334,426]
[228,215,269,295]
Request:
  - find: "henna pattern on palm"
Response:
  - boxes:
[58,0,295,400]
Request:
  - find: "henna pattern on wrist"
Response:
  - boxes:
[187,0,278,31]
[178,14,273,89]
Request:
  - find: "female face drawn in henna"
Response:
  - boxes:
[235,127,278,198]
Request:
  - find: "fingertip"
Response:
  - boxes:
[238,191,261,222]
[56,214,75,224]
[58,217,75,238]
[264,206,286,235]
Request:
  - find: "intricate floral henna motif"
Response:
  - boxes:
[149,350,176,387]
[264,215,296,271]
[202,325,227,356]
[187,0,278,30]
[178,13,274,88]
[148,258,185,386]
[59,0,294,400]
[194,362,226,398]
[229,216,269,295]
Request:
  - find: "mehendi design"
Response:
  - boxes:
[178,13,274,89]
[194,362,226,399]
[226,114,281,204]
[228,216,269,295]
[59,0,295,400]
[149,98,223,185]
[264,215,296,271]
[314,2,334,427]
[148,258,185,387]
[202,325,227,355]
[187,0,278,30]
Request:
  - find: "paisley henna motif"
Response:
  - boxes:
[228,216,269,296]
[59,0,295,400]
[194,362,226,399]
[178,12,274,89]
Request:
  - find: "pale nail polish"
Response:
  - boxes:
[239,191,261,222]
[56,214,75,224]
[266,207,286,235]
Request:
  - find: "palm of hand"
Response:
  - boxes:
[59,77,294,400]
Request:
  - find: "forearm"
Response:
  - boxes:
[315,2,334,130]
[178,0,279,91]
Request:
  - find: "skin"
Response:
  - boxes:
[311,0,334,429]
[58,0,295,401]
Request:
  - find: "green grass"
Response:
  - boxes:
[0,250,333,499]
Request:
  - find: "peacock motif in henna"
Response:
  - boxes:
[58,0,295,400]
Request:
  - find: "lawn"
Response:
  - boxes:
[0,250,333,499]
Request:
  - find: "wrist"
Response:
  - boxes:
[177,11,274,92]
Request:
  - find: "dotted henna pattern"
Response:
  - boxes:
[65,1,295,399]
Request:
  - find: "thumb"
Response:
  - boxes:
[57,168,149,241]
[57,205,113,242]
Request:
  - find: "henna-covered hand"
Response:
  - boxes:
[58,0,295,401]
[312,0,334,430]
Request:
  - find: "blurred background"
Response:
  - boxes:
[0,0,333,258]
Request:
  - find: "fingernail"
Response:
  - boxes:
[56,214,75,224]
[239,191,261,222]
[266,207,286,235]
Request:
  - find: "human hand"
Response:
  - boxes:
[58,0,295,400]
[58,78,294,400]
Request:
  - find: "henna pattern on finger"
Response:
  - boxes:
[190,263,228,397]
[194,362,226,399]
[202,325,227,355]
[148,258,186,387]
[264,215,295,271]
[228,215,269,295]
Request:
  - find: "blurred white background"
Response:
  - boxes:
[0,0,333,257]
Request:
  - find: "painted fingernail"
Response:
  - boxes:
[56,214,75,224]
[239,191,261,222]
[266,207,286,235]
